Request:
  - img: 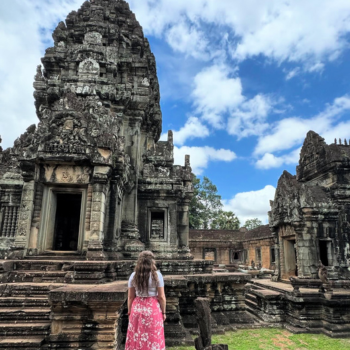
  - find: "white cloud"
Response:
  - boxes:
[0,0,83,148]
[254,95,350,156]
[192,64,244,128]
[192,64,276,136]
[165,21,210,60]
[174,146,236,175]
[285,67,301,80]
[223,185,276,224]
[227,94,274,138]
[129,0,350,68]
[308,62,325,73]
[161,117,209,146]
[256,148,301,170]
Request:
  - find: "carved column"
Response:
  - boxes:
[120,116,144,258]
[177,155,193,259]
[87,166,111,260]
[271,228,280,282]
[10,161,36,259]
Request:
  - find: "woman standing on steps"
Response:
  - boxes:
[125,251,166,350]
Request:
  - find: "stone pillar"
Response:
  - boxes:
[9,162,36,259]
[177,201,190,248]
[87,166,111,260]
[120,116,144,258]
[177,155,193,259]
[271,229,280,282]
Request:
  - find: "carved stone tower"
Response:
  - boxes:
[0,0,193,260]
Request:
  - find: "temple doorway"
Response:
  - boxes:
[39,187,87,253]
[283,238,298,278]
[53,193,82,251]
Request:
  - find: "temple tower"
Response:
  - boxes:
[0,0,193,260]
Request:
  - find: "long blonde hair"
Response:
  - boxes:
[133,251,159,294]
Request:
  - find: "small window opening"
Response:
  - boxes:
[256,248,261,262]
[151,212,164,239]
[271,247,276,263]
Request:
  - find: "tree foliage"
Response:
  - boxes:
[211,210,240,230]
[189,174,240,230]
[244,218,263,230]
[189,175,223,229]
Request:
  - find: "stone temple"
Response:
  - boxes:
[0,0,192,262]
[0,0,350,349]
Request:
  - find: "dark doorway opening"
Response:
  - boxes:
[150,211,164,239]
[53,193,82,251]
[319,241,329,266]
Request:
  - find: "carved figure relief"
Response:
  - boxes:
[84,32,103,45]
[78,58,100,77]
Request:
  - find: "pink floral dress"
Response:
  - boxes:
[125,296,165,350]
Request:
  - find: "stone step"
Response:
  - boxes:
[0,297,49,308]
[0,336,45,349]
[7,271,67,283]
[13,261,65,271]
[26,253,85,261]
[1,283,65,297]
[285,324,308,334]
[0,308,51,321]
[0,322,51,336]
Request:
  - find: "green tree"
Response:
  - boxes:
[189,174,223,229]
[189,175,206,229]
[211,210,240,230]
[244,218,263,230]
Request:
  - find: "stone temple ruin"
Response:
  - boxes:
[0,0,193,262]
[246,131,350,337]
[0,0,350,348]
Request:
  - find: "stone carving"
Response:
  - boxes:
[194,298,228,350]
[318,260,329,283]
[78,58,100,77]
[84,32,103,45]
[251,260,255,269]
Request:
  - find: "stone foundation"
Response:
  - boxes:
[246,279,350,338]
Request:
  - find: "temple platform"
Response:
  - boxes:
[0,258,256,349]
[246,279,350,338]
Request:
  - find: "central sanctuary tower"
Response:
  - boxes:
[0,0,193,260]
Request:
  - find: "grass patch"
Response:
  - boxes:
[169,328,350,350]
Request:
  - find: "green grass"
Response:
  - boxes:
[169,328,350,350]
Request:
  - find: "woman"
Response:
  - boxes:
[125,251,166,350]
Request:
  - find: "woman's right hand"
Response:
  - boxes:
[162,313,166,322]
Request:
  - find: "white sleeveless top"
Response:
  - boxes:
[128,271,164,297]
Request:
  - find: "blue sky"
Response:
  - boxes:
[1,0,350,224]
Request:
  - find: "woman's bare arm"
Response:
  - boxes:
[128,287,136,315]
[157,286,166,321]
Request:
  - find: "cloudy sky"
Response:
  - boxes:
[1,0,350,224]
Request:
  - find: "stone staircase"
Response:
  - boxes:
[0,281,65,349]
[0,259,77,349]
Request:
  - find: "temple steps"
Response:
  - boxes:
[0,296,49,307]
[0,283,65,297]
[6,270,67,283]
[0,336,46,349]
[0,307,51,321]
[0,322,51,336]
